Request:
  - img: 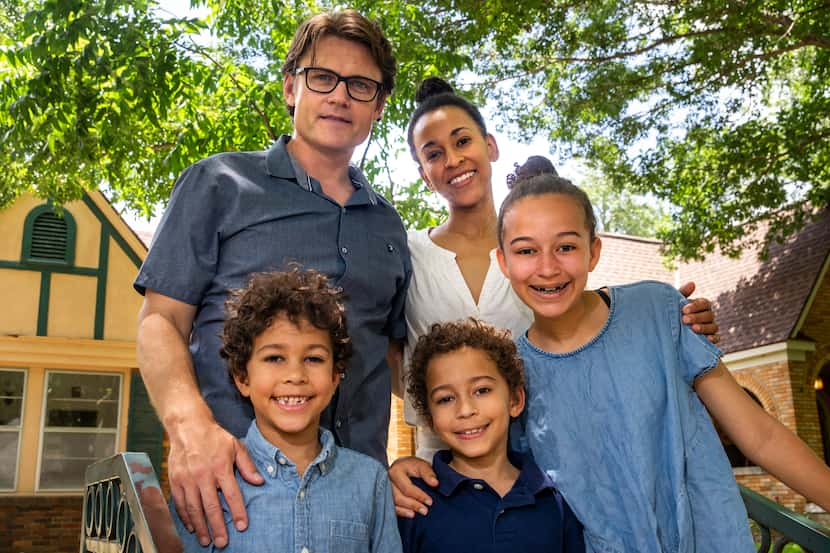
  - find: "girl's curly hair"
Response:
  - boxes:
[220,267,352,382]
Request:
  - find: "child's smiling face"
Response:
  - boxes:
[426,346,524,467]
[497,192,602,323]
[234,315,340,448]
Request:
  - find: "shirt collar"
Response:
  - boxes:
[244,420,337,476]
[265,135,378,205]
[432,449,556,498]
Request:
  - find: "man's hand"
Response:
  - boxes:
[678,281,720,344]
[137,291,263,548]
[168,421,263,548]
[388,456,438,518]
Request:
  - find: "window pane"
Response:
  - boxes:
[39,431,116,490]
[0,431,20,489]
[40,371,121,490]
[0,369,24,490]
[45,373,120,429]
[0,370,25,426]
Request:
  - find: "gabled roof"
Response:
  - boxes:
[677,212,830,354]
[587,233,672,289]
[588,213,830,355]
[84,190,149,263]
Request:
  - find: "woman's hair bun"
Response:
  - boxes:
[415,77,454,104]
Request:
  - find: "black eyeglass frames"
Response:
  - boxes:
[294,66,383,102]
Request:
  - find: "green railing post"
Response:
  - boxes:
[740,485,830,553]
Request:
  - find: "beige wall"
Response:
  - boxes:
[48,274,97,338]
[104,238,144,341]
[0,269,40,336]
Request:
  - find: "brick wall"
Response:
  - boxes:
[800,267,830,461]
[0,496,83,553]
[728,267,830,516]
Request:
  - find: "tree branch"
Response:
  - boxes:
[175,37,277,141]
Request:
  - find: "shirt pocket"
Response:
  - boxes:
[330,519,370,552]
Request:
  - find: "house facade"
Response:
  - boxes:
[0,192,162,553]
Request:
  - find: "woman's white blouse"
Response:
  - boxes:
[403,228,533,459]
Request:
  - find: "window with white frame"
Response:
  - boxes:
[38,371,121,490]
[0,369,26,490]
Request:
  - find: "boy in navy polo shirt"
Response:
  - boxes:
[398,319,584,553]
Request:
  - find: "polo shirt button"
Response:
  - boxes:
[341,246,348,254]
[278,457,287,465]
[473,483,484,491]
[335,418,343,429]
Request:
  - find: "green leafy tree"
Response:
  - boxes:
[457,0,829,259]
[0,0,462,227]
[580,170,668,238]
[2,0,828,253]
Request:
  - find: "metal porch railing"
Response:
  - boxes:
[81,454,829,553]
[741,485,830,553]
[81,452,181,553]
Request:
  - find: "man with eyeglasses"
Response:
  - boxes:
[134,10,410,549]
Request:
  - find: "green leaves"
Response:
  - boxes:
[2,0,827,259]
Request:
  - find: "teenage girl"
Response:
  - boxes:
[392,169,830,552]
[398,77,718,461]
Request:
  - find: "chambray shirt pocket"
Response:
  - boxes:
[330,519,370,552]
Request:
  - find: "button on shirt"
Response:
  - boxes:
[134,136,411,463]
[172,422,402,553]
[397,450,584,553]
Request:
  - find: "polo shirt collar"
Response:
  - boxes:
[265,135,378,205]
[244,420,337,477]
[432,449,557,499]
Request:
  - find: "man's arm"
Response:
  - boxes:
[387,339,405,398]
[137,290,262,548]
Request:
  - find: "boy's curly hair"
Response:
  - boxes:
[220,268,352,382]
[407,319,525,421]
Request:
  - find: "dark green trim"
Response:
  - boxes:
[0,260,97,276]
[126,372,164,477]
[94,228,110,340]
[21,204,77,266]
[37,272,51,336]
[81,195,144,268]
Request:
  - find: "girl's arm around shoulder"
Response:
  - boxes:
[695,362,830,510]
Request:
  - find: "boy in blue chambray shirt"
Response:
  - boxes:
[171,268,402,553]
[398,319,584,553]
